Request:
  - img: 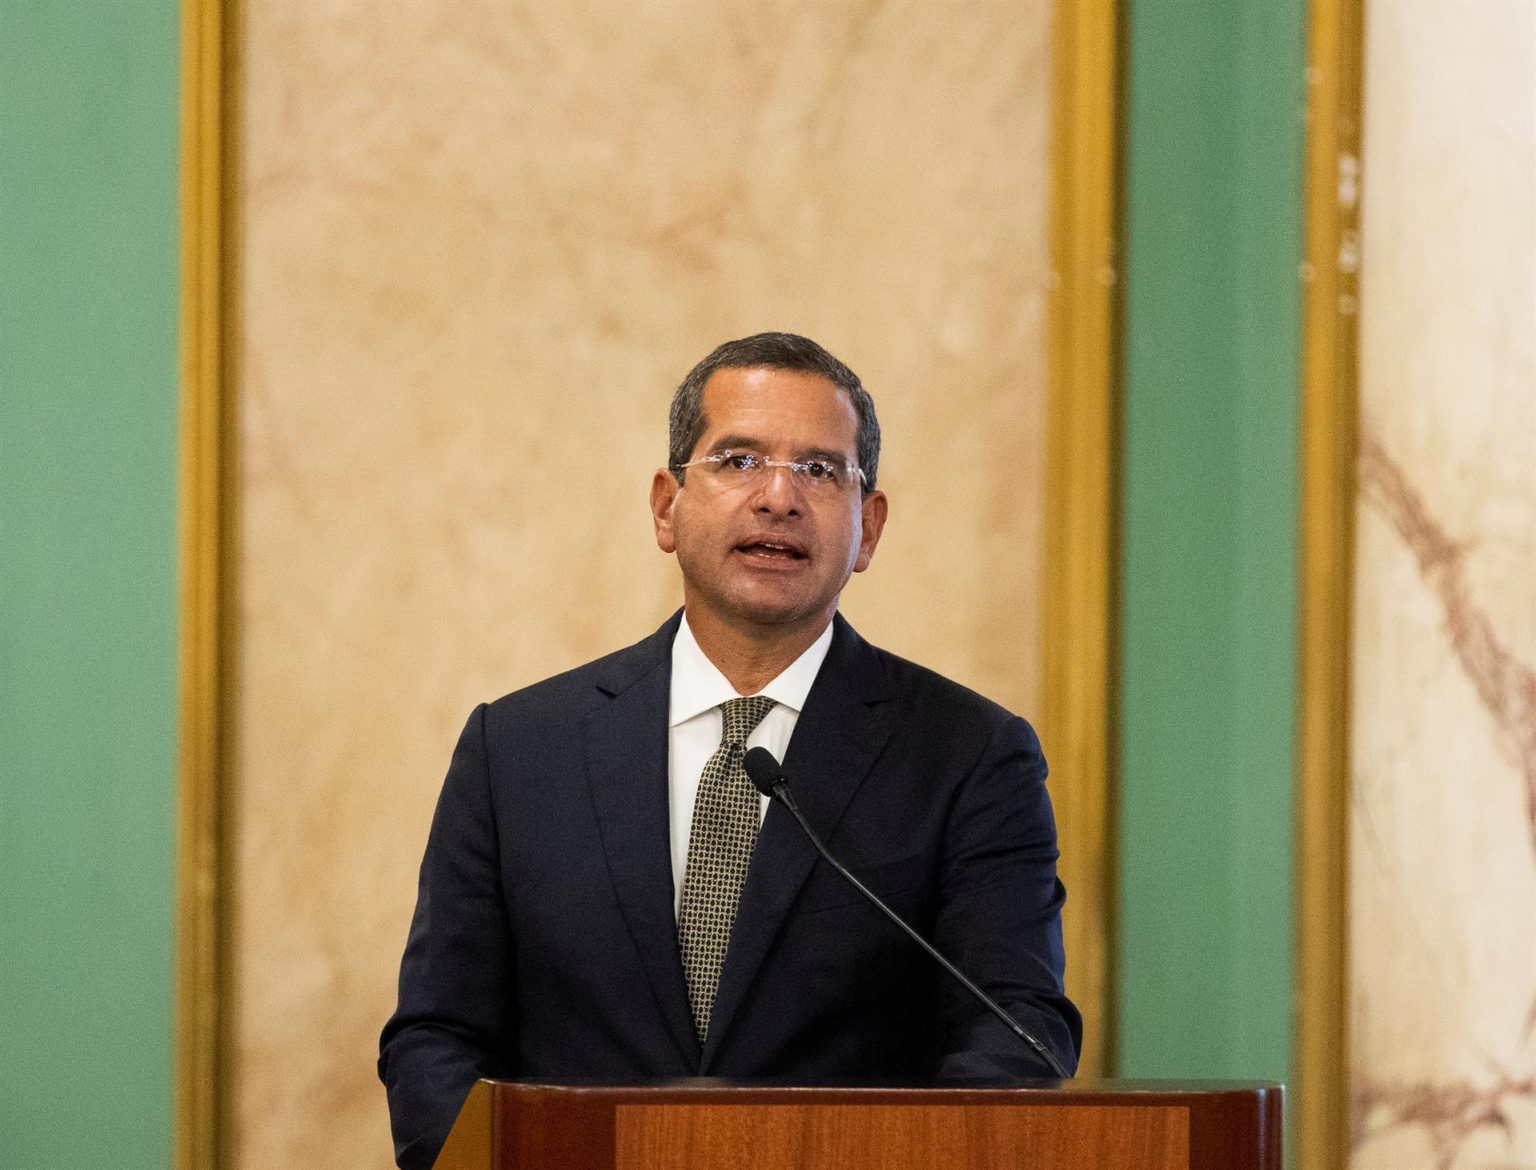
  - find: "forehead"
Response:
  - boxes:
[697,366,859,453]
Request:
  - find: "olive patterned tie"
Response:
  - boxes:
[678,695,778,1042]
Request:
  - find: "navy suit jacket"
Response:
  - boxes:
[379,612,1081,1170]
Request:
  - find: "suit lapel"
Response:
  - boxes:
[582,612,701,1068]
[700,615,898,1071]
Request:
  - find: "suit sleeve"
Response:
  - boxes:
[931,714,1083,1079]
[378,704,517,1170]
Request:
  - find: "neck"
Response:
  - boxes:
[684,606,834,695]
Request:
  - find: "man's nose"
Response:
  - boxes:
[753,464,801,515]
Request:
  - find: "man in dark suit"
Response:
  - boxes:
[379,333,1081,1170]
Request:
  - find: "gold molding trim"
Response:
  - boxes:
[176,0,234,1165]
[1043,0,1121,1079]
[1295,0,1363,1164]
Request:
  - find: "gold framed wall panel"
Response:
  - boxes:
[1042,0,1120,1081]
[1295,0,1363,1165]
[176,0,1123,1159]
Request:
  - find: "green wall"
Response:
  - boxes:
[1117,0,1304,1084]
[0,4,180,1167]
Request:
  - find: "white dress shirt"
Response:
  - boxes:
[667,613,834,914]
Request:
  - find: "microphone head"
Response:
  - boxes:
[743,746,786,797]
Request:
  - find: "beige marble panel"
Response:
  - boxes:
[231,2,1054,1166]
[1350,2,1536,1167]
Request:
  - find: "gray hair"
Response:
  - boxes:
[668,332,880,491]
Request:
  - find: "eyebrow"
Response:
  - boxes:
[706,435,856,465]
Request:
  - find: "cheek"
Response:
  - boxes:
[670,501,727,556]
[828,516,865,572]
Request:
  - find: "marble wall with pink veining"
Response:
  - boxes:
[1349,2,1536,1167]
[230,3,1055,1166]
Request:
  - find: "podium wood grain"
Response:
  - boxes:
[434,1081,1280,1170]
[616,1103,1186,1169]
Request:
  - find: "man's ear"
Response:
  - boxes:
[650,468,680,553]
[852,489,888,573]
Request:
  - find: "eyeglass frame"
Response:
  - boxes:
[672,448,869,493]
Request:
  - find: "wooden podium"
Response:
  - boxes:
[434,1080,1282,1170]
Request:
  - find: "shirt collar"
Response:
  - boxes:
[669,612,835,727]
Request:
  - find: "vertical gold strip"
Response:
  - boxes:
[1043,0,1121,1079]
[1296,0,1362,1163]
[177,0,233,1165]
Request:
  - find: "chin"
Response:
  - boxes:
[727,602,806,629]
[729,594,835,633]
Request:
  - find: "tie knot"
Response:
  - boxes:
[719,696,777,746]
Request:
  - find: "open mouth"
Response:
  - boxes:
[736,540,808,561]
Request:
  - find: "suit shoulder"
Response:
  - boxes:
[867,643,1040,743]
[478,619,674,729]
[858,645,1047,788]
[872,641,1026,724]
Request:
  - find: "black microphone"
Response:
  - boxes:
[743,746,1070,1080]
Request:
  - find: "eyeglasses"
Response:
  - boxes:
[675,449,867,493]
